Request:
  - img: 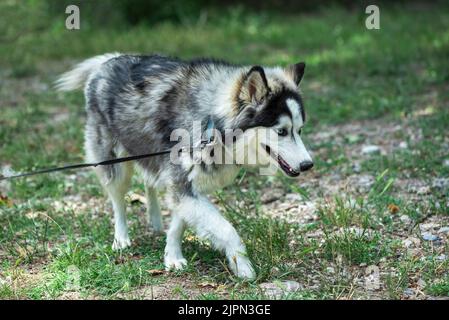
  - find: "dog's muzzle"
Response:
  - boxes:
[262,143,314,177]
[299,161,314,172]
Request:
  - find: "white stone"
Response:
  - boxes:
[399,215,411,224]
[362,145,381,155]
[398,141,408,149]
[416,186,431,195]
[421,232,439,242]
[432,178,449,190]
[417,279,426,289]
[402,237,420,248]
[436,254,447,261]
[260,189,283,204]
[403,288,415,296]
[285,193,301,201]
[420,223,437,232]
[260,280,303,299]
[443,159,449,167]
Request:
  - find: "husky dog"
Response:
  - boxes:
[56,53,313,279]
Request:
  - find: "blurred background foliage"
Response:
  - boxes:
[1,0,448,124]
[37,0,413,26]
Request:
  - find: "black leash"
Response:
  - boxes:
[0,149,173,181]
[0,117,217,182]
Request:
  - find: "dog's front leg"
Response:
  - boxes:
[176,195,255,279]
[164,212,187,270]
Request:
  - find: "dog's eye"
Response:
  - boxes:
[277,128,288,136]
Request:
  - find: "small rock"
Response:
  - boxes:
[326,267,335,274]
[260,280,303,299]
[437,227,449,235]
[346,134,361,144]
[53,112,70,123]
[315,131,333,140]
[297,201,317,216]
[432,178,449,190]
[416,186,431,195]
[1,165,16,179]
[260,189,283,204]
[443,159,449,167]
[421,232,439,242]
[407,248,421,257]
[352,162,361,173]
[403,288,415,297]
[285,193,301,201]
[303,214,313,222]
[356,175,375,191]
[420,223,437,232]
[306,230,324,238]
[0,276,11,286]
[417,279,426,289]
[398,141,408,149]
[399,215,411,224]
[436,254,447,261]
[361,145,381,155]
[402,239,413,248]
[282,280,302,292]
[402,237,420,248]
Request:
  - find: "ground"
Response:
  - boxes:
[0,3,448,299]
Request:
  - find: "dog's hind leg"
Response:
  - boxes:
[106,163,133,250]
[85,123,133,250]
[144,185,164,233]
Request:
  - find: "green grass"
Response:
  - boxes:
[427,276,449,296]
[323,231,389,265]
[1,2,449,299]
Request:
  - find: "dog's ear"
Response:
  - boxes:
[239,66,269,104]
[285,62,305,86]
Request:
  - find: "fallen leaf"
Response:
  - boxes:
[198,281,218,288]
[128,193,147,205]
[0,194,13,207]
[147,269,164,276]
[216,284,227,292]
[388,203,400,214]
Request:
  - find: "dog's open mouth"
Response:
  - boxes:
[262,144,300,177]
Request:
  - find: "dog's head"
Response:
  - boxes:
[232,62,313,177]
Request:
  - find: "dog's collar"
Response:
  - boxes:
[201,116,216,146]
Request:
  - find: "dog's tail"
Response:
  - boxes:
[55,52,121,91]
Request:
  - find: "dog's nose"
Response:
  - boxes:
[300,161,314,172]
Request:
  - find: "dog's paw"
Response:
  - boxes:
[230,255,256,280]
[112,236,131,250]
[164,255,188,271]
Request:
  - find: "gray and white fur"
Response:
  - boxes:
[56,53,313,279]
